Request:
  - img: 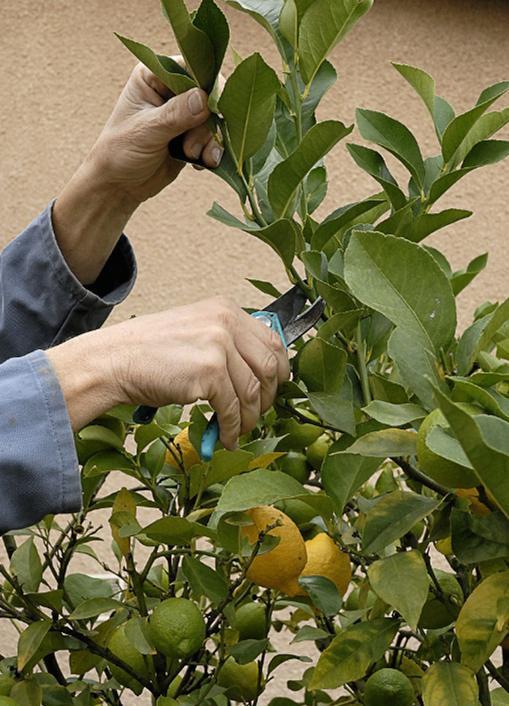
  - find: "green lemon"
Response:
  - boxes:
[108,624,148,695]
[217,658,260,701]
[232,602,268,641]
[419,570,463,630]
[416,408,478,488]
[275,418,323,451]
[306,434,331,471]
[0,676,14,697]
[277,451,311,484]
[364,668,415,706]
[276,498,317,526]
[149,598,205,659]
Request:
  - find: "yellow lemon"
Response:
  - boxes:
[242,506,307,594]
[165,428,201,470]
[290,533,351,598]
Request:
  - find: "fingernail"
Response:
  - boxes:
[188,89,205,116]
[212,146,224,166]
[191,143,203,160]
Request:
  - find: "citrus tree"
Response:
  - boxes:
[1,1,509,705]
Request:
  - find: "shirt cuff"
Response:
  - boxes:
[43,201,137,308]
[0,350,82,533]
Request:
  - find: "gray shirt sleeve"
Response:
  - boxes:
[0,204,137,532]
[0,202,137,361]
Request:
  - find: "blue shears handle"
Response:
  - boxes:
[200,311,287,462]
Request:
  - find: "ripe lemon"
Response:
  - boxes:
[419,570,463,630]
[241,506,307,594]
[149,598,206,659]
[277,451,311,484]
[306,434,330,471]
[108,624,148,695]
[416,409,478,488]
[217,657,260,701]
[455,487,491,517]
[232,602,269,640]
[290,533,351,598]
[364,668,415,706]
[165,428,200,470]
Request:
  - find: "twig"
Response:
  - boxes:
[486,659,509,692]
[394,458,450,497]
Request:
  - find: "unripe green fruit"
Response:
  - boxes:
[232,602,268,641]
[277,451,310,484]
[306,434,330,470]
[217,658,260,702]
[108,624,148,695]
[419,570,463,630]
[0,675,14,696]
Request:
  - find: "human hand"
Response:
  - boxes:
[84,61,224,205]
[47,298,290,449]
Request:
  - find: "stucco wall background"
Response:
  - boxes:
[1,1,509,703]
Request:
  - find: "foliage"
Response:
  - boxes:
[2,1,509,705]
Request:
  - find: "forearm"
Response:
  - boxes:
[46,328,123,431]
[52,160,139,286]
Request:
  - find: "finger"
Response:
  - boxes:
[155,88,210,141]
[226,346,262,435]
[201,136,224,169]
[135,63,172,104]
[209,369,242,450]
[234,324,284,413]
[182,124,213,162]
[241,311,290,385]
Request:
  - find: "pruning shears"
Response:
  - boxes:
[133,286,325,461]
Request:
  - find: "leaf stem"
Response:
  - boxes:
[355,321,372,405]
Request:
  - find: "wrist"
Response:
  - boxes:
[46,329,124,431]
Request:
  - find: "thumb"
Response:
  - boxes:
[154,88,210,140]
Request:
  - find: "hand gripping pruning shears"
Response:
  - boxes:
[133,286,325,461]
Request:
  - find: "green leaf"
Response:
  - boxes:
[422,662,478,706]
[18,621,51,672]
[451,509,509,564]
[322,452,381,514]
[229,639,268,664]
[78,424,124,450]
[268,120,352,218]
[182,556,228,605]
[10,680,42,706]
[451,376,509,421]
[68,598,122,621]
[115,36,196,94]
[64,574,113,608]
[348,429,417,457]
[310,618,399,689]
[368,550,428,629]
[307,392,356,435]
[436,392,509,518]
[347,144,407,210]
[161,0,215,89]
[212,469,307,521]
[393,63,435,119]
[356,109,426,186]
[125,616,156,655]
[193,0,230,78]
[141,516,213,544]
[10,537,42,593]
[299,0,373,86]
[292,625,330,643]
[408,209,472,244]
[344,231,456,352]
[302,61,337,132]
[363,491,440,554]
[451,253,488,296]
[297,337,347,393]
[442,81,509,164]
[208,203,297,266]
[462,139,509,169]
[456,570,509,671]
[492,688,509,705]
[311,197,387,251]
[362,401,426,426]
[247,279,282,299]
[298,576,342,616]
[225,0,284,35]
[82,450,136,478]
[306,166,328,213]
[218,53,279,168]
[426,425,473,469]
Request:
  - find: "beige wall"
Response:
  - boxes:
[1,0,509,332]
[0,2,509,703]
